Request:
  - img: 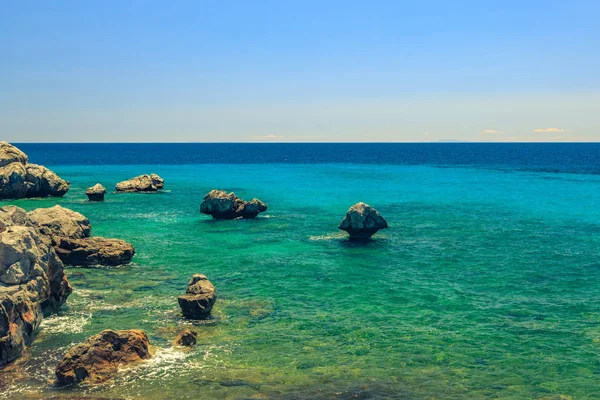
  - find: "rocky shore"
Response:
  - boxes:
[0,142,69,199]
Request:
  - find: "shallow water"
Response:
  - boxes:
[1,144,600,399]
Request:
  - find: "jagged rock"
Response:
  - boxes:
[28,205,91,240]
[115,174,164,192]
[0,142,69,199]
[178,274,217,319]
[200,190,267,219]
[0,205,72,368]
[338,202,388,240]
[54,237,135,267]
[174,329,197,346]
[86,184,106,202]
[54,329,151,385]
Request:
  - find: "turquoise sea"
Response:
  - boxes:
[1,143,600,399]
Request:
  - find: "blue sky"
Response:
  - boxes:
[1,0,599,142]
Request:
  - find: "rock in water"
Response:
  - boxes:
[174,329,198,346]
[200,190,267,219]
[28,205,135,267]
[338,202,388,239]
[115,174,164,192]
[54,237,135,267]
[86,183,107,201]
[178,274,217,319]
[0,142,69,199]
[54,329,151,385]
[28,205,91,239]
[0,205,72,368]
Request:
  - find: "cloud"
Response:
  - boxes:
[532,128,566,133]
[480,129,504,134]
[249,134,284,140]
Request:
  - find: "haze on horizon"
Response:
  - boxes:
[1,1,599,143]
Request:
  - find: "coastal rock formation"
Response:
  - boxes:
[28,205,91,239]
[338,202,388,239]
[55,329,151,385]
[86,183,106,201]
[174,329,197,346]
[115,174,164,192]
[0,206,72,368]
[54,237,135,267]
[28,205,135,267]
[200,190,267,219]
[178,274,217,319]
[0,142,69,199]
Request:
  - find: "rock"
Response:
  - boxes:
[54,237,135,267]
[338,202,388,240]
[200,190,267,219]
[115,174,164,192]
[28,205,135,267]
[178,274,217,319]
[54,329,151,385]
[0,205,72,368]
[86,184,106,202]
[174,329,197,346]
[0,142,69,199]
[28,205,91,240]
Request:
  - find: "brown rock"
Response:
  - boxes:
[178,274,217,319]
[0,142,69,199]
[174,329,198,346]
[55,329,151,385]
[200,190,267,219]
[28,205,91,240]
[54,237,135,267]
[85,183,106,202]
[115,174,164,192]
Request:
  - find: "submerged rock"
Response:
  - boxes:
[55,329,151,385]
[0,142,69,199]
[0,205,72,368]
[200,190,267,219]
[338,202,388,240]
[54,237,135,267]
[86,183,106,202]
[115,174,164,192]
[178,274,217,319]
[174,329,198,346]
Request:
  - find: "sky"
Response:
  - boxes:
[1,0,599,143]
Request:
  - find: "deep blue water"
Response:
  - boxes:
[15,142,600,174]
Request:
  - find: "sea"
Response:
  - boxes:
[1,143,599,399]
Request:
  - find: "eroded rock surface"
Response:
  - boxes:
[0,142,69,199]
[338,202,388,239]
[28,205,91,239]
[200,190,267,219]
[54,237,135,267]
[0,205,72,368]
[178,274,217,319]
[115,174,164,192]
[55,329,151,385]
[86,184,106,202]
[174,329,197,347]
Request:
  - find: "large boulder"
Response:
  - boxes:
[54,237,135,267]
[0,142,69,199]
[86,183,106,202]
[55,329,151,385]
[338,202,388,240]
[28,205,91,240]
[115,174,164,192]
[200,190,267,219]
[178,274,217,319]
[0,206,72,368]
[28,205,135,267]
